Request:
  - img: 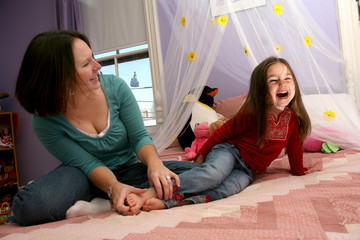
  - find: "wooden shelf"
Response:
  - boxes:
[0,112,19,224]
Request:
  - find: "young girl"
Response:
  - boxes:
[125,56,311,213]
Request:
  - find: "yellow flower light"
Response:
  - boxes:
[274,4,283,15]
[181,16,186,26]
[187,51,198,62]
[274,44,282,53]
[305,36,311,46]
[217,15,228,26]
[244,46,249,56]
[323,110,336,121]
[211,18,216,26]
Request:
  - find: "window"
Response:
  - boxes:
[95,45,156,127]
[81,0,166,132]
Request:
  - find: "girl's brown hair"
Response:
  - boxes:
[235,56,311,147]
[15,30,92,116]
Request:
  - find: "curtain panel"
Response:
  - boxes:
[54,0,83,32]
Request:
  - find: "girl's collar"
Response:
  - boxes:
[266,107,289,120]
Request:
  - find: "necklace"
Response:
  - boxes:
[73,115,82,125]
[66,112,83,126]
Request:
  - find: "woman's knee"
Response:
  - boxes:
[12,184,65,225]
[11,165,93,226]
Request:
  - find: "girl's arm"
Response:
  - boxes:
[286,117,307,175]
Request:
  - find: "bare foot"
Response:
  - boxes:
[127,188,157,214]
[142,198,167,211]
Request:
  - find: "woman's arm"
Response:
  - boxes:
[113,77,180,200]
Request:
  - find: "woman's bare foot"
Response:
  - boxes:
[127,188,157,214]
[142,198,167,211]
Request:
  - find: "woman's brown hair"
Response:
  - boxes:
[15,30,92,116]
[235,56,311,147]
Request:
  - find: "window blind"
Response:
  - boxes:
[79,0,147,54]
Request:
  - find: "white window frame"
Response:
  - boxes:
[95,47,149,76]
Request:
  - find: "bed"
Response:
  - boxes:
[1,94,360,240]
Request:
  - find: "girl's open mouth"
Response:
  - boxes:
[277,91,288,98]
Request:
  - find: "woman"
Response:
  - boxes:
[12,30,196,226]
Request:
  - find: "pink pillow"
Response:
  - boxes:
[213,93,248,118]
[303,136,323,152]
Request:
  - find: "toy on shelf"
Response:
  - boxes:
[0,111,19,224]
[0,127,13,148]
[0,192,14,223]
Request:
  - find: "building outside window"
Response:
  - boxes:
[95,44,156,127]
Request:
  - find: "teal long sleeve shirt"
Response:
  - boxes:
[32,74,154,177]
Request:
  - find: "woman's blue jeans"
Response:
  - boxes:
[169,143,254,202]
[10,161,197,226]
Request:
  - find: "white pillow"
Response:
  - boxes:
[302,93,360,149]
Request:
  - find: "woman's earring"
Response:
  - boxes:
[69,89,75,96]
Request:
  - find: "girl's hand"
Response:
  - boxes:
[146,161,180,200]
[110,182,146,215]
[194,154,205,164]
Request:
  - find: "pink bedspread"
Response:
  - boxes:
[1,149,360,240]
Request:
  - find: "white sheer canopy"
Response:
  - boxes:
[153,0,360,152]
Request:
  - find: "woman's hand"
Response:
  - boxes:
[89,166,147,215]
[110,182,146,215]
[137,144,180,200]
[194,154,205,164]
[146,160,180,200]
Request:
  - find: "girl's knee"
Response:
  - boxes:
[199,164,228,184]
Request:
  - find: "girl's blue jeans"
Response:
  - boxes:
[163,143,255,207]
[9,160,197,226]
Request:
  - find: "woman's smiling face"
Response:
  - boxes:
[72,38,102,92]
[267,62,295,111]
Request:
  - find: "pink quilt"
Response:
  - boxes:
[1,149,360,240]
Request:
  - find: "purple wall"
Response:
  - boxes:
[0,0,61,185]
[0,0,340,185]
